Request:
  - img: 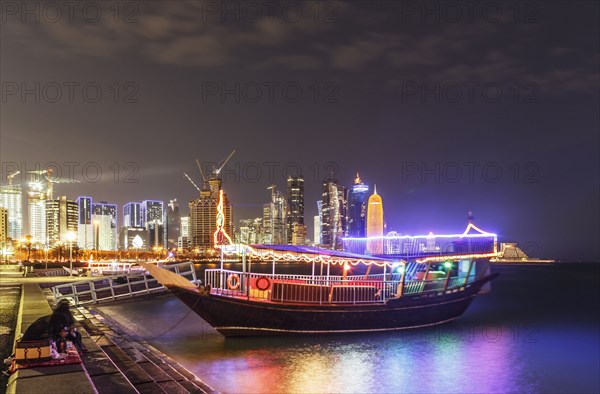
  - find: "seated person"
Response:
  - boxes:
[49,300,87,353]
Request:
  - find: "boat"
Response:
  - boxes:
[141,226,500,337]
[490,243,555,264]
[86,261,147,276]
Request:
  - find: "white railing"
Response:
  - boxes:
[52,262,198,306]
[205,269,475,304]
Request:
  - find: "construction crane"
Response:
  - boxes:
[213,150,236,177]
[183,172,201,192]
[26,168,79,199]
[6,171,20,185]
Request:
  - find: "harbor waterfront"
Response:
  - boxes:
[95,262,600,394]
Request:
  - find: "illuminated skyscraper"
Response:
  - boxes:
[165,199,180,249]
[189,176,233,251]
[286,176,304,244]
[92,202,117,251]
[313,215,321,246]
[141,200,163,228]
[366,186,384,254]
[346,173,369,238]
[321,179,347,250]
[178,216,189,249]
[263,185,287,244]
[46,196,78,246]
[27,181,48,246]
[0,184,22,240]
[123,202,141,228]
[76,196,93,249]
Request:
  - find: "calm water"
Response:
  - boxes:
[98,263,600,393]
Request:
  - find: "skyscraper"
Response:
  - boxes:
[92,202,117,251]
[123,202,141,228]
[346,173,369,238]
[286,176,304,244]
[76,196,93,249]
[320,178,347,250]
[0,184,22,240]
[165,199,181,249]
[313,215,321,246]
[189,176,233,251]
[141,200,163,228]
[366,186,384,254]
[263,185,287,244]
[27,181,48,246]
[178,216,189,249]
[46,196,78,246]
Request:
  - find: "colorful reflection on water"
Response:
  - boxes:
[97,263,599,393]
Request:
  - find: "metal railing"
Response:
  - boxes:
[205,269,475,305]
[52,262,198,306]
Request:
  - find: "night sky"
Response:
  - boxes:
[1,1,598,261]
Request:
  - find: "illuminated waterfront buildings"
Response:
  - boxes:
[366,186,384,254]
[92,202,117,250]
[346,173,369,238]
[0,184,22,240]
[46,196,78,246]
[286,176,304,244]
[320,178,347,250]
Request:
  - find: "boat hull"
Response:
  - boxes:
[166,273,498,337]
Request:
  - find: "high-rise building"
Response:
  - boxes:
[320,179,347,250]
[27,181,49,246]
[189,176,233,251]
[123,202,141,228]
[46,196,78,246]
[178,216,190,249]
[346,173,369,238]
[313,215,321,246]
[366,186,384,254]
[0,184,22,240]
[165,199,181,249]
[141,200,163,228]
[286,176,304,244]
[0,208,7,242]
[147,220,164,250]
[263,186,286,244]
[92,202,117,250]
[76,196,93,249]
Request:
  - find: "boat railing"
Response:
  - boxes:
[205,269,476,304]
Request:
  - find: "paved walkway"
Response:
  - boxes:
[6,283,97,394]
[5,281,215,394]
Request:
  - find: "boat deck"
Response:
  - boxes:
[206,269,474,305]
